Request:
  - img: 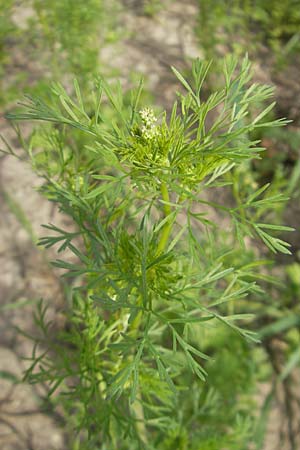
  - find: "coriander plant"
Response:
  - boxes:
[5,56,293,449]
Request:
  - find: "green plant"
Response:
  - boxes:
[197,0,300,64]
[30,0,118,81]
[143,0,165,16]
[0,0,15,63]
[4,56,293,449]
[0,0,121,109]
[0,0,17,104]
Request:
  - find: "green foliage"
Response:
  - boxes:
[30,0,117,80]
[0,0,120,106]
[255,0,300,50]
[198,0,300,63]
[143,0,165,16]
[0,0,15,63]
[5,57,293,449]
[0,0,16,103]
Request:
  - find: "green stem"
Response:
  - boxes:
[130,295,143,333]
[157,182,173,255]
[129,182,173,442]
[128,296,148,443]
[233,175,246,222]
[132,390,148,445]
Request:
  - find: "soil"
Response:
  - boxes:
[1,1,299,449]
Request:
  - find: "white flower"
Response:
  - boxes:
[139,107,157,126]
[139,108,158,140]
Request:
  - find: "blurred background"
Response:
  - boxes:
[0,1,300,449]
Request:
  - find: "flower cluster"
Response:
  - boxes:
[139,107,158,140]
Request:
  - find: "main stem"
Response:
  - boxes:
[157,181,172,255]
[130,296,148,444]
[131,182,173,443]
